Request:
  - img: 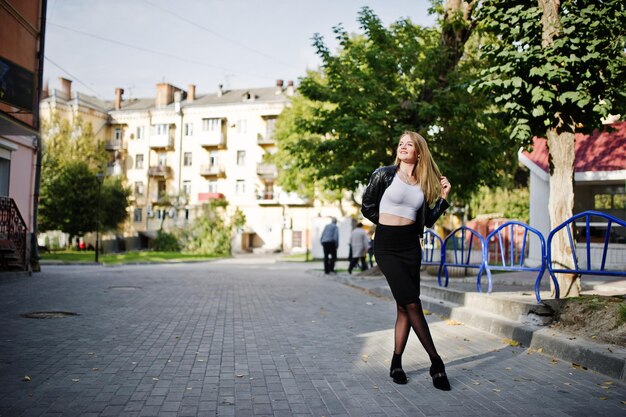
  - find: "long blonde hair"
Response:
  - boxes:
[393,131,442,204]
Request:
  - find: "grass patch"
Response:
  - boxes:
[40,250,221,265]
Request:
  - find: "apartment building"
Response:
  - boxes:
[40,79,354,254]
[0,0,47,271]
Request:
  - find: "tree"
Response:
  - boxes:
[273,5,513,204]
[39,111,130,244]
[39,161,130,244]
[473,0,626,296]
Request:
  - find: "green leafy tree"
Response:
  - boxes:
[273,5,513,204]
[177,200,245,256]
[39,161,130,244]
[40,111,130,244]
[473,0,626,296]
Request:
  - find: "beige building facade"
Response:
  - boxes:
[40,79,357,254]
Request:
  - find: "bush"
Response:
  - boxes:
[151,230,181,252]
[469,186,529,223]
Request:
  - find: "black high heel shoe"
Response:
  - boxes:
[430,357,451,391]
[390,368,408,384]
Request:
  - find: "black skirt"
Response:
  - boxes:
[374,223,422,305]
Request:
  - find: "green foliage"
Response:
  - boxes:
[274,6,513,202]
[151,230,181,252]
[473,0,626,143]
[618,303,626,325]
[468,186,530,222]
[39,161,130,239]
[177,200,243,256]
[39,111,130,239]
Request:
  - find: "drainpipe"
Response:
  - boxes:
[30,0,48,272]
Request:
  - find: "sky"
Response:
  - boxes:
[43,0,436,100]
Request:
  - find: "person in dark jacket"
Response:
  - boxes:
[361,131,452,390]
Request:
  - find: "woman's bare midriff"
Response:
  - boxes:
[379,213,415,226]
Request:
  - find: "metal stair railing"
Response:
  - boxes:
[0,196,28,270]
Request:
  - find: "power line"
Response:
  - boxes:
[44,56,106,100]
[142,0,300,70]
[47,22,277,82]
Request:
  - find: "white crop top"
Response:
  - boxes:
[379,175,425,221]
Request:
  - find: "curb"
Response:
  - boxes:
[329,272,626,382]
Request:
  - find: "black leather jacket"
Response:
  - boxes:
[361,165,450,235]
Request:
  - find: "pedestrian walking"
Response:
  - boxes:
[348,223,369,274]
[367,227,375,268]
[320,217,339,274]
[361,131,452,390]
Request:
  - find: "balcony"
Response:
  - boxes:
[257,163,278,180]
[148,165,173,177]
[150,194,171,205]
[105,140,127,151]
[198,131,226,149]
[257,191,278,205]
[198,192,225,202]
[149,133,175,149]
[199,164,225,177]
[257,133,276,147]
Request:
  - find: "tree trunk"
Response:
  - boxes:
[546,129,580,297]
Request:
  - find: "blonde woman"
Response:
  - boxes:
[361,131,452,390]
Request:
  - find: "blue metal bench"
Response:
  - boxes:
[440,226,487,291]
[547,210,626,288]
[484,221,557,302]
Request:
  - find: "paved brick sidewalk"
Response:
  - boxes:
[0,258,624,416]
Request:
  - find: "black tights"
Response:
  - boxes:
[393,301,439,361]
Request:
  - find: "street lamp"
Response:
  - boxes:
[95,172,104,263]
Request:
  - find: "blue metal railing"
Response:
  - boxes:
[424,212,625,303]
[421,229,444,285]
[547,210,626,281]
[440,226,487,291]
[484,221,557,302]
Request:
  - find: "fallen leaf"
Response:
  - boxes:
[591,336,597,339]
[505,367,512,371]
[463,338,470,342]
[22,375,31,382]
[72,379,80,382]
[537,348,543,353]
[602,381,613,386]
[446,320,462,326]
[361,355,369,363]
[92,368,99,371]
[493,389,501,392]
[423,309,432,315]
[472,381,480,385]
[598,397,608,401]
[564,383,572,386]
[551,359,559,364]
[502,338,519,347]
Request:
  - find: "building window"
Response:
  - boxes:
[209,151,218,166]
[183,180,191,196]
[158,153,167,166]
[266,117,276,140]
[114,128,122,140]
[208,180,218,193]
[236,150,245,166]
[153,124,168,135]
[594,191,626,210]
[134,181,144,196]
[184,123,193,136]
[183,152,192,166]
[135,154,144,169]
[235,179,245,194]
[136,126,144,140]
[236,119,247,134]
[133,208,142,222]
[202,118,221,132]
[0,157,9,196]
[157,180,166,200]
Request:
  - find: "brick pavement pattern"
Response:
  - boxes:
[0,258,624,417]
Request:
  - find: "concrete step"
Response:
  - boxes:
[421,283,555,325]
